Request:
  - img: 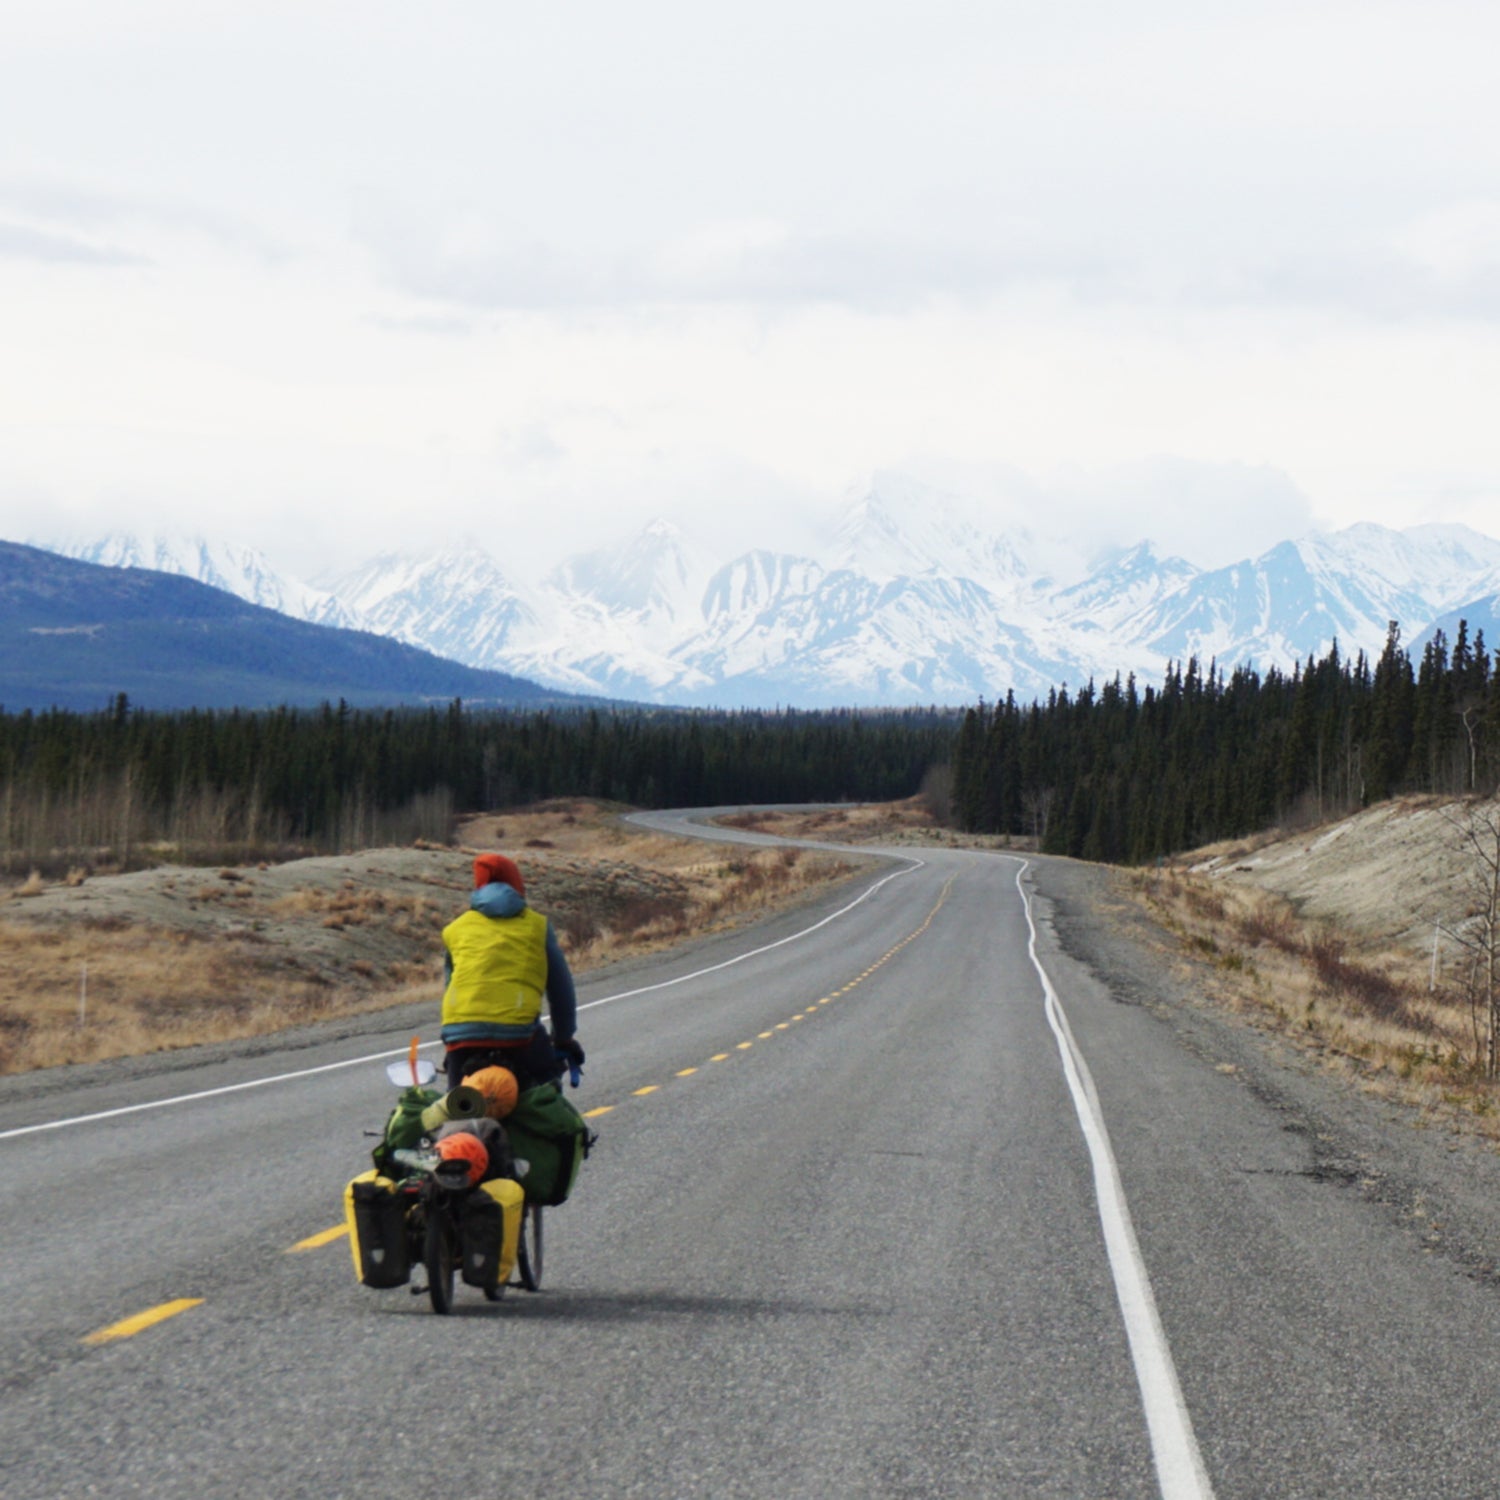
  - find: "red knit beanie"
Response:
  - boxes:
[473,853,525,896]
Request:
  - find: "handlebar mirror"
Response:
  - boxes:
[386,1057,437,1087]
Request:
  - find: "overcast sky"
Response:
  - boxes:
[5,1,1499,581]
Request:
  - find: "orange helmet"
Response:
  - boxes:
[473,853,525,895]
[462,1065,520,1119]
[434,1130,488,1187]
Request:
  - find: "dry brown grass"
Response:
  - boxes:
[716,797,1037,851]
[714,799,939,843]
[266,884,446,938]
[0,912,412,1074]
[1129,865,1500,1134]
[0,797,864,1075]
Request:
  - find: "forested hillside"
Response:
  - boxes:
[952,623,1500,862]
[0,540,568,711]
[0,699,953,872]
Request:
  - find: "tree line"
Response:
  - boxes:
[0,696,955,872]
[11,617,1495,876]
[951,621,1500,863]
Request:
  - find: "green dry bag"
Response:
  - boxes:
[505,1082,595,1206]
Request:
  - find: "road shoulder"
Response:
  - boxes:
[1029,852,1500,1291]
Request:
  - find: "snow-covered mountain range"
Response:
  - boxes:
[54,533,363,632]
[32,480,1500,708]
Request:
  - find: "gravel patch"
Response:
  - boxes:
[1034,853,1500,1294]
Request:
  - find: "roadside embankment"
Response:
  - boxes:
[1124,793,1500,1139]
[0,800,866,1074]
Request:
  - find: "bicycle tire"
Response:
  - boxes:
[425,1200,457,1315]
[516,1203,544,1291]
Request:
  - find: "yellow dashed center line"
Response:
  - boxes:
[541,877,957,1125]
[114,878,967,1354]
[83,1299,204,1346]
[289,1224,348,1252]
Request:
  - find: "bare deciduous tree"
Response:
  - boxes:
[1022,786,1055,844]
[1444,798,1500,1076]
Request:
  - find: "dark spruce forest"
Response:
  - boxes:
[0,700,954,873]
[3,619,1498,875]
[951,622,1500,860]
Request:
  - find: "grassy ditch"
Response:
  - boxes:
[1132,865,1500,1135]
[0,799,863,1075]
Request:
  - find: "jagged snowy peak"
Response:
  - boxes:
[699,550,825,624]
[680,566,886,688]
[544,519,713,630]
[1134,537,1436,670]
[1053,543,1201,635]
[703,575,1083,708]
[319,550,441,618]
[322,542,543,660]
[835,474,1033,593]
[672,568,1076,707]
[1309,522,1500,613]
[41,531,361,630]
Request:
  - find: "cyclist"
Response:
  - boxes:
[439,853,584,1091]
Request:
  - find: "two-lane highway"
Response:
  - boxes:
[4,817,1500,1497]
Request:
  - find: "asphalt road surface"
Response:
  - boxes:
[5,811,1500,1499]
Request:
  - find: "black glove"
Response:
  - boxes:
[555,1036,585,1069]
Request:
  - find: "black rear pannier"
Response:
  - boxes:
[344,1171,412,1288]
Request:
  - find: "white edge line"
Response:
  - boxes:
[578,857,922,1011]
[0,1046,422,1141]
[0,856,923,1142]
[1014,859,1216,1500]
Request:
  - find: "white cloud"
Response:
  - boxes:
[0,219,146,267]
[1045,460,1319,571]
[4,0,1500,579]
[1392,200,1500,287]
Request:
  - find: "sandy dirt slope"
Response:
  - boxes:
[0,800,868,1072]
[5,847,463,990]
[1183,793,1498,950]
[4,841,698,990]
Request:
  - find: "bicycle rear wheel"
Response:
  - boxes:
[424,1201,457,1315]
[516,1203,544,1291]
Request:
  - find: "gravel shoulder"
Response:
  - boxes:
[717,799,1500,1292]
[1033,852,1500,1291]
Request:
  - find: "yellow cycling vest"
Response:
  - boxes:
[441,906,550,1030]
